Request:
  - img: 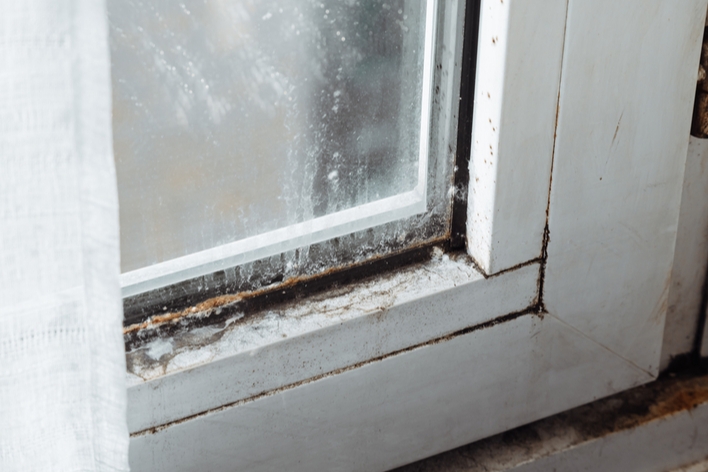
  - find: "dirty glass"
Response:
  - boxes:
[109,0,433,294]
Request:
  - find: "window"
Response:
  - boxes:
[109,0,462,320]
[122,1,706,471]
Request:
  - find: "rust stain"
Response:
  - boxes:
[648,386,708,417]
[121,267,347,335]
[124,237,449,336]
[123,294,244,334]
[610,374,708,433]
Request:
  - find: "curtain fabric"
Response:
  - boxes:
[0,0,129,470]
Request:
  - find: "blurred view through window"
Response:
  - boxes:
[109,0,432,292]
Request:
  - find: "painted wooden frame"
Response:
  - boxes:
[127,1,707,470]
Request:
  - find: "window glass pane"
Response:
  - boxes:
[109,0,430,284]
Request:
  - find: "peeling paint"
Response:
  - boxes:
[125,249,488,383]
[146,338,174,361]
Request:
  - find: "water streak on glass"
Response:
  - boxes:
[109,0,428,273]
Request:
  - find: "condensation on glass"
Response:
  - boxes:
[109,0,437,296]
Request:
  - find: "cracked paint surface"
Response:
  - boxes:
[125,249,483,384]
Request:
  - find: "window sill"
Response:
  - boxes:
[394,368,708,472]
[126,251,539,434]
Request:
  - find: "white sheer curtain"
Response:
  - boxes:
[0,0,129,470]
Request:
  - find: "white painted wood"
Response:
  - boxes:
[662,136,708,370]
[129,314,651,472]
[544,0,707,374]
[466,0,567,274]
[126,258,539,433]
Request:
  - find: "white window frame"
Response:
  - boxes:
[126,1,707,470]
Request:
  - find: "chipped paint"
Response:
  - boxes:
[125,249,491,383]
